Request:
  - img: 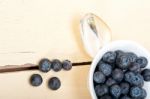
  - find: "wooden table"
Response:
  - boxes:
[0,0,150,99]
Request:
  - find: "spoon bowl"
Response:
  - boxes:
[80,13,111,58]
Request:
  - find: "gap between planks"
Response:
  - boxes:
[0,61,92,73]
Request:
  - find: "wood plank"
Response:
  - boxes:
[0,66,91,99]
[0,0,150,99]
[0,0,95,66]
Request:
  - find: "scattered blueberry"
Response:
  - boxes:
[95,85,108,96]
[110,84,121,98]
[112,68,124,82]
[51,59,62,72]
[62,60,72,71]
[129,62,141,73]
[130,86,142,98]
[120,82,130,95]
[93,71,106,83]
[116,54,131,69]
[30,74,43,86]
[39,58,51,72]
[102,51,116,63]
[48,77,61,90]
[98,62,112,76]
[136,57,148,68]
[106,77,116,87]
[142,69,150,81]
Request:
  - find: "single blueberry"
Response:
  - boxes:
[142,69,150,81]
[126,52,137,63]
[130,86,142,98]
[30,74,43,86]
[106,77,116,87]
[110,84,121,98]
[39,58,51,72]
[136,57,148,68]
[116,54,131,70]
[98,62,112,76]
[62,60,72,71]
[129,62,141,73]
[125,72,144,86]
[120,82,130,95]
[93,71,106,83]
[102,51,116,63]
[100,95,112,99]
[95,85,108,96]
[112,68,124,82]
[124,71,135,83]
[48,77,61,90]
[120,95,131,99]
[51,59,62,72]
[132,73,144,86]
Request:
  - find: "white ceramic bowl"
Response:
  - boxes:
[89,40,150,99]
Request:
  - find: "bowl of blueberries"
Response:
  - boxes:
[89,40,150,99]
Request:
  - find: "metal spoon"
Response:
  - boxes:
[80,13,112,58]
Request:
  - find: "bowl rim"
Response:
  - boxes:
[88,40,150,99]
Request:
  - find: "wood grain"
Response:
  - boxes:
[0,66,91,99]
[0,0,150,99]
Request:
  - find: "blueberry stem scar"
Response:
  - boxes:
[0,61,92,73]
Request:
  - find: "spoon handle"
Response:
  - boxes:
[80,13,112,58]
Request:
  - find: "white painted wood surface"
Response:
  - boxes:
[0,0,150,99]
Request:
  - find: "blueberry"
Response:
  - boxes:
[100,95,112,99]
[98,62,112,76]
[120,95,131,99]
[106,77,116,87]
[102,51,116,63]
[116,54,131,69]
[124,71,135,82]
[110,84,121,98]
[51,59,62,72]
[136,57,148,68]
[95,85,108,96]
[115,50,125,58]
[62,60,72,71]
[112,69,124,82]
[120,82,130,95]
[132,73,144,86]
[129,62,141,73]
[141,88,147,98]
[48,77,61,90]
[142,69,150,81]
[30,74,43,86]
[39,58,51,72]
[130,86,142,98]
[126,52,137,63]
[93,71,106,83]
[125,72,144,86]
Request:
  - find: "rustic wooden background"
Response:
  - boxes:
[0,0,150,99]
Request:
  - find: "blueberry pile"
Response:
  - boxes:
[30,59,72,90]
[93,50,150,99]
